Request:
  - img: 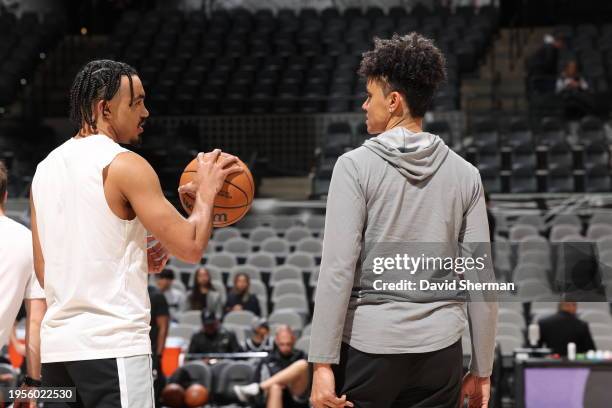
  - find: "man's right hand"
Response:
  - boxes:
[178,150,243,201]
[458,373,490,408]
[310,364,354,408]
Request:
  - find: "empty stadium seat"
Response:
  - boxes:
[223,310,257,326]
[272,280,307,301]
[206,253,237,271]
[216,362,255,402]
[249,226,277,243]
[178,310,203,326]
[246,252,277,271]
[285,251,316,269]
[273,294,310,315]
[180,361,213,390]
[270,264,303,286]
[269,309,304,332]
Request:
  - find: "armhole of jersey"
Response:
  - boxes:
[101,150,137,223]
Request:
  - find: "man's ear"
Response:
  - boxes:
[101,100,111,117]
[388,91,401,113]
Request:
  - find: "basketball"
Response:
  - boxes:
[184,383,209,407]
[179,153,254,227]
[160,383,185,408]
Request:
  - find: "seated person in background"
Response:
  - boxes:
[156,269,186,321]
[234,325,310,408]
[186,267,223,318]
[188,310,241,355]
[225,273,261,316]
[242,318,274,352]
[538,301,596,356]
[556,60,594,120]
[556,60,589,93]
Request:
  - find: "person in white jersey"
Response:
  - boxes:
[0,160,46,406]
[30,59,242,407]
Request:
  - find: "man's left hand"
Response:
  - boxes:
[147,235,169,273]
[13,384,37,408]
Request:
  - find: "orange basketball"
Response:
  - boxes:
[179,153,254,227]
[160,383,185,408]
[184,383,209,407]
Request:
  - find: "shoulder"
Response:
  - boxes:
[338,146,375,171]
[446,149,480,179]
[109,150,154,175]
[0,218,31,247]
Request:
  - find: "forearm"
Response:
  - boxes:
[187,193,215,262]
[308,157,364,364]
[156,316,169,356]
[467,301,498,377]
[173,196,215,263]
[308,264,354,364]
[25,299,46,380]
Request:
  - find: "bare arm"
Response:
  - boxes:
[24,299,46,381]
[111,150,241,263]
[10,326,25,356]
[29,192,45,288]
[155,315,169,356]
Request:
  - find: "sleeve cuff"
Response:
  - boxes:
[308,355,340,364]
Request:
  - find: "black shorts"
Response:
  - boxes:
[41,355,154,408]
[332,340,463,408]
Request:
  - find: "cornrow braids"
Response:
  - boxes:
[69,59,138,130]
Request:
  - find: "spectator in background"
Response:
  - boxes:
[556,60,589,93]
[225,273,261,316]
[242,318,274,352]
[234,326,310,408]
[148,284,170,408]
[556,60,595,120]
[527,33,565,93]
[188,311,241,355]
[538,301,596,356]
[186,267,223,318]
[156,269,185,321]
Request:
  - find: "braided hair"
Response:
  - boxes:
[69,59,138,131]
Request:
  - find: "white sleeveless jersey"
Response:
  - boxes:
[32,135,151,363]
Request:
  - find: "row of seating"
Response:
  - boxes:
[312,116,612,197]
[0,12,63,107]
[101,6,498,115]
[169,309,312,349]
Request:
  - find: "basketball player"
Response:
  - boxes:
[0,161,46,407]
[309,34,498,408]
[30,59,242,407]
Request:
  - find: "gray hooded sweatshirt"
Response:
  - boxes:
[308,126,498,377]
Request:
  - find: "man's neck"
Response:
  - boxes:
[76,124,117,142]
[385,115,423,133]
[0,206,5,217]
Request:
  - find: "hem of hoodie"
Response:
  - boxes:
[343,331,463,355]
[41,346,151,364]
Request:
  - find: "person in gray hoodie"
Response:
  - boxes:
[308,33,498,408]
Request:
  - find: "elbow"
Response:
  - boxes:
[181,246,203,264]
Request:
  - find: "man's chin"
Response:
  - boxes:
[129,134,143,147]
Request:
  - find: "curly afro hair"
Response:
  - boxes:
[358,33,447,118]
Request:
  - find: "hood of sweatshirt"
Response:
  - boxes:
[362,126,450,182]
